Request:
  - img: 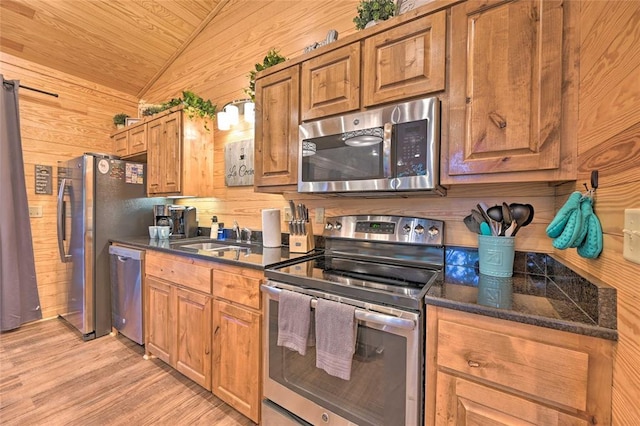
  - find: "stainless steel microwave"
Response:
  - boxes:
[298,97,444,195]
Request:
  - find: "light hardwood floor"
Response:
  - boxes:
[0,318,256,426]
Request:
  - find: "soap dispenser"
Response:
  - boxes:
[210,216,218,239]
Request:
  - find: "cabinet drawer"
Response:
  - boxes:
[437,319,589,411]
[212,266,262,310]
[146,251,212,294]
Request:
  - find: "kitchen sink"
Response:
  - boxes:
[178,242,243,251]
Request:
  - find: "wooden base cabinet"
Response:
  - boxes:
[425,306,613,426]
[211,263,263,423]
[145,252,213,391]
[212,299,261,422]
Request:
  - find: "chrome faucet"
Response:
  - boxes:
[232,220,241,242]
[243,227,252,244]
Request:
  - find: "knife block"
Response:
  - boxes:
[289,222,315,253]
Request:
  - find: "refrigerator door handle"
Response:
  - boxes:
[57,178,72,263]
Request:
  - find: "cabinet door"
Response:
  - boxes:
[363,11,446,106]
[175,287,212,390]
[147,118,163,194]
[301,43,360,121]
[212,299,261,423]
[113,131,128,157]
[447,0,564,178]
[146,277,174,365]
[147,112,182,195]
[254,65,300,190]
[435,372,588,426]
[128,123,147,155]
[161,112,182,194]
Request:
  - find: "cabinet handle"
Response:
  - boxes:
[214,326,220,335]
[467,360,480,368]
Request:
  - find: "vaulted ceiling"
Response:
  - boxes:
[0,0,229,97]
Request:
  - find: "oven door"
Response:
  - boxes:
[262,282,422,426]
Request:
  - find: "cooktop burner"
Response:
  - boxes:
[266,215,445,310]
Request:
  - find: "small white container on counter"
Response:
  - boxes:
[262,209,281,247]
[157,226,171,239]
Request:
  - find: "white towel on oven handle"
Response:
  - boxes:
[277,289,313,356]
[315,298,357,380]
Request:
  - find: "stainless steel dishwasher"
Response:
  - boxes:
[109,245,144,345]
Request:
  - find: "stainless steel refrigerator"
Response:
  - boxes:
[56,153,159,340]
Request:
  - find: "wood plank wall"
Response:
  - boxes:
[3,0,638,423]
[555,2,640,424]
[141,1,640,423]
[0,52,138,319]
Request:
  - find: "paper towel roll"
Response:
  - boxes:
[262,209,281,247]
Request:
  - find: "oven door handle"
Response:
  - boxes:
[261,284,416,330]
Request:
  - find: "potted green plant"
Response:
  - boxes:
[353,0,396,30]
[113,113,129,129]
[245,48,287,102]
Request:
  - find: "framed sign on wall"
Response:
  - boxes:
[224,139,255,187]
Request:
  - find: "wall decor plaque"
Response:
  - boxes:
[224,139,255,187]
[35,164,52,195]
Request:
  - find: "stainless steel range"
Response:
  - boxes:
[261,215,444,426]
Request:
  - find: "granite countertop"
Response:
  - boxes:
[426,248,618,341]
[110,236,317,270]
[112,237,617,340]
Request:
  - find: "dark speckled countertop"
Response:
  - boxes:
[110,236,317,270]
[426,247,618,341]
[111,237,617,341]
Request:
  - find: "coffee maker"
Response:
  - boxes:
[153,204,173,228]
[168,205,197,238]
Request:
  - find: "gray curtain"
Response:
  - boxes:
[1,75,42,331]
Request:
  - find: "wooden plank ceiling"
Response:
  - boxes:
[0,0,228,96]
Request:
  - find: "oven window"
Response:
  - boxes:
[301,131,385,182]
[268,300,407,426]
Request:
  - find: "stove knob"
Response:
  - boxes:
[414,224,425,235]
[325,222,333,230]
[428,226,439,238]
[403,224,412,234]
[335,221,342,230]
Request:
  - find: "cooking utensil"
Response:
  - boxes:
[502,202,512,226]
[509,203,531,236]
[464,214,481,234]
[522,204,535,227]
[480,222,492,236]
[471,209,486,226]
[504,220,517,237]
[486,205,503,223]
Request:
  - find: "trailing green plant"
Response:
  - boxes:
[141,105,164,116]
[353,0,396,30]
[141,91,217,131]
[245,49,287,102]
[113,113,129,126]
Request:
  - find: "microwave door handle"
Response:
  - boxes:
[383,122,393,178]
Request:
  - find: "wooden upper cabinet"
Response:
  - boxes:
[446,0,570,182]
[254,65,300,191]
[113,130,128,157]
[146,108,214,197]
[301,43,361,121]
[128,124,147,156]
[363,11,446,107]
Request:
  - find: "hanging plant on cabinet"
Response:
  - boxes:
[245,48,287,102]
[161,90,217,131]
